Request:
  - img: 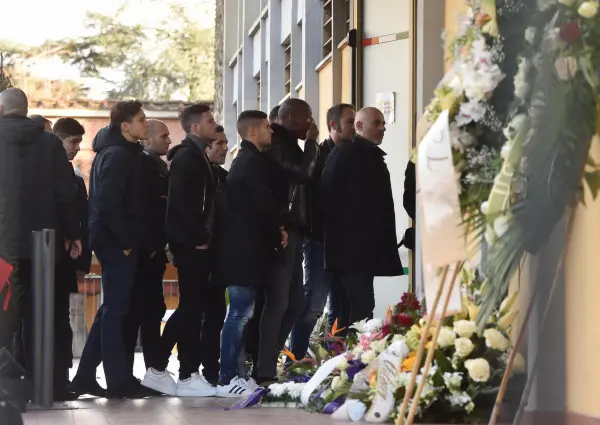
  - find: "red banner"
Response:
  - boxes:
[0,258,13,311]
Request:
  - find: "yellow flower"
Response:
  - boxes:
[579,1,599,18]
[497,310,518,331]
[500,292,518,315]
[401,352,418,372]
[465,358,491,382]
[483,328,510,352]
[467,302,479,322]
[558,0,576,5]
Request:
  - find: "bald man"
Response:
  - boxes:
[321,106,403,331]
[125,119,170,373]
[0,88,82,383]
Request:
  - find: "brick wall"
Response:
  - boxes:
[43,115,186,187]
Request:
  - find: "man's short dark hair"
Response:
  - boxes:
[179,103,212,133]
[216,125,225,133]
[237,110,268,138]
[278,98,310,122]
[110,100,143,130]
[269,105,280,124]
[29,115,51,131]
[53,117,85,139]
[326,103,354,131]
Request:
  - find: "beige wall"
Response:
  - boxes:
[565,138,600,418]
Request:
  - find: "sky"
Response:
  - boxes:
[0,0,215,99]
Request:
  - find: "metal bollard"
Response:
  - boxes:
[31,229,55,409]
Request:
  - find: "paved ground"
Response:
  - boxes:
[21,354,333,425]
[23,397,333,425]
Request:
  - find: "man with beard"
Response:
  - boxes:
[71,101,151,399]
[197,124,228,387]
[258,98,319,384]
[141,104,218,397]
[289,103,355,360]
[321,107,404,330]
[52,117,92,400]
[0,88,81,382]
[124,119,171,373]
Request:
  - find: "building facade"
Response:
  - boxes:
[217,0,444,317]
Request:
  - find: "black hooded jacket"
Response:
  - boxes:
[0,114,80,261]
[140,149,169,260]
[88,126,146,252]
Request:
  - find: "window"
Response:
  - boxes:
[322,0,333,58]
[255,74,261,109]
[283,38,292,96]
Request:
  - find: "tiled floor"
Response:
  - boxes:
[23,397,333,425]
[22,354,332,425]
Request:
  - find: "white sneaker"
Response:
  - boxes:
[217,376,252,398]
[245,377,259,391]
[141,368,177,396]
[176,373,217,397]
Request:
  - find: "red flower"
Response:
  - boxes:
[381,324,391,336]
[392,314,414,328]
[559,22,582,44]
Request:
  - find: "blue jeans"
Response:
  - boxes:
[219,286,256,384]
[289,240,338,360]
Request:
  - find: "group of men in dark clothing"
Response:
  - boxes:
[0,87,408,402]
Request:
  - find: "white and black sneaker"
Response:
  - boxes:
[216,376,252,398]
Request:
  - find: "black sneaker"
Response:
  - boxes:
[107,379,156,399]
[69,377,107,398]
[53,387,79,402]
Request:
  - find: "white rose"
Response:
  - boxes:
[454,337,475,357]
[371,335,390,354]
[578,1,599,18]
[493,216,509,238]
[464,358,491,382]
[480,201,489,215]
[331,376,343,392]
[352,345,364,357]
[336,357,350,371]
[525,27,537,44]
[437,327,456,348]
[364,318,383,333]
[514,79,530,100]
[453,320,477,338]
[558,0,576,5]
[361,349,378,364]
[500,143,511,160]
[555,57,578,80]
[483,328,510,351]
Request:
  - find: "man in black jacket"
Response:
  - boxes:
[289,103,355,360]
[216,110,282,397]
[71,101,151,399]
[198,124,228,386]
[259,98,319,383]
[0,88,81,376]
[141,104,218,397]
[52,117,93,400]
[321,107,404,330]
[124,119,171,372]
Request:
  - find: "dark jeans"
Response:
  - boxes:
[258,234,305,378]
[151,246,210,380]
[331,270,375,332]
[75,246,138,389]
[198,283,226,384]
[290,240,336,360]
[0,260,32,372]
[54,264,75,391]
[125,253,167,371]
[244,289,265,379]
[219,285,256,384]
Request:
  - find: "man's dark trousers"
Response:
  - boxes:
[75,246,138,389]
[151,245,210,380]
[125,252,167,371]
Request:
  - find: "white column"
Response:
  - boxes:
[267,0,285,107]
[302,0,321,119]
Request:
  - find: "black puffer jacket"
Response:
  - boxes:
[0,114,79,261]
[265,123,319,234]
[88,126,146,252]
